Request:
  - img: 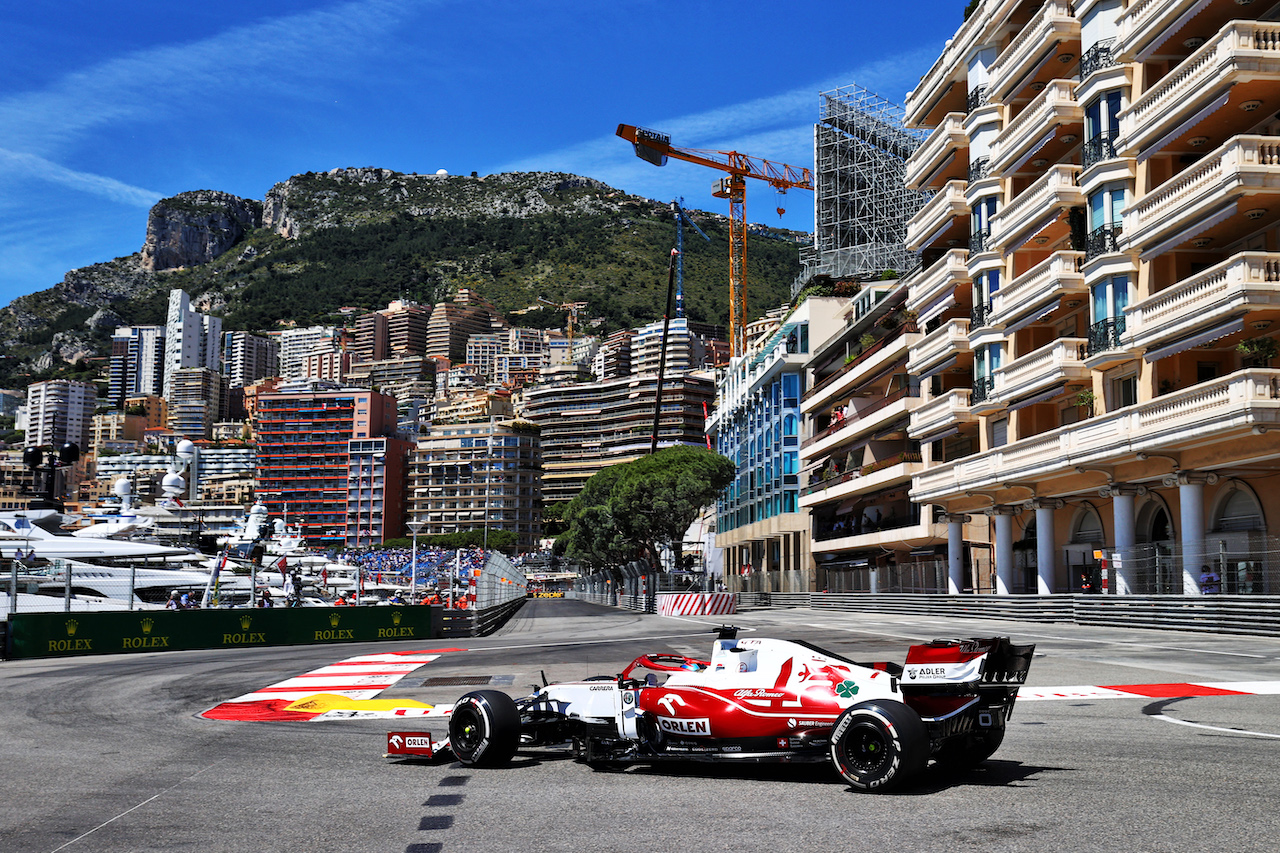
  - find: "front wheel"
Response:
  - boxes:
[448,690,520,767]
[829,700,928,792]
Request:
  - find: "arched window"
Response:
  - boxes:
[782,414,798,437]
[1215,487,1263,532]
[1070,506,1104,544]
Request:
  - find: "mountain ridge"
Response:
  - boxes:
[0,167,807,390]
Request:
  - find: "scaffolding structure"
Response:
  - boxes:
[796,85,930,293]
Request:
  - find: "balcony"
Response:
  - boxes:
[994,336,1089,407]
[1079,38,1117,81]
[1115,0,1256,64]
[906,180,969,252]
[801,455,924,505]
[988,165,1084,252]
[1122,135,1280,255]
[1085,224,1123,262]
[906,249,970,320]
[1087,316,1127,357]
[1082,130,1119,171]
[990,250,1086,332]
[905,112,969,190]
[913,368,1280,504]
[908,318,972,378]
[801,386,921,459]
[803,325,920,412]
[988,79,1082,176]
[904,6,989,127]
[909,388,978,441]
[1120,21,1280,158]
[987,0,1080,102]
[1124,252,1280,356]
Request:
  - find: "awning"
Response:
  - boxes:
[1004,303,1059,335]
[1139,202,1237,262]
[921,425,961,444]
[1007,382,1068,412]
[918,354,959,380]
[919,149,957,188]
[1007,127,1059,174]
[1003,208,1066,257]
[917,292,956,325]
[872,417,911,440]
[1137,89,1231,163]
[1143,316,1245,362]
[1138,0,1217,62]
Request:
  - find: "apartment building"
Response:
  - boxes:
[255,388,410,547]
[901,0,1280,596]
[163,289,222,397]
[222,331,279,389]
[707,296,849,593]
[108,325,164,408]
[408,420,542,552]
[520,372,716,504]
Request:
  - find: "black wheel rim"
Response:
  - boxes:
[840,721,890,774]
[453,705,485,752]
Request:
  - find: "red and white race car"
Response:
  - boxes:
[445,627,1034,791]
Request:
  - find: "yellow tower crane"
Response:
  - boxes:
[616,124,813,356]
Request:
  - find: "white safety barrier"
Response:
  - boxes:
[656,592,737,617]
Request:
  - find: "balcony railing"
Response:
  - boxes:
[906,179,968,251]
[988,164,1082,250]
[1124,135,1280,253]
[989,79,1081,176]
[905,112,968,190]
[1125,252,1280,352]
[1082,130,1119,171]
[1079,38,1116,80]
[1085,224,1122,262]
[971,301,993,328]
[905,248,969,318]
[990,250,1086,329]
[970,230,991,254]
[1088,316,1126,355]
[972,376,995,404]
[803,323,919,404]
[1121,21,1280,156]
[913,369,1280,504]
[908,388,976,440]
[967,86,989,114]
[908,318,972,376]
[968,156,990,184]
[801,385,920,450]
[987,0,1079,101]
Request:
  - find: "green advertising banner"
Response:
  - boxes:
[8,605,436,659]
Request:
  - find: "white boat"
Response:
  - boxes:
[0,510,191,563]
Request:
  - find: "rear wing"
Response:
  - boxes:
[902,637,1035,689]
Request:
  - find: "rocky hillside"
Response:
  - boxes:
[0,168,807,390]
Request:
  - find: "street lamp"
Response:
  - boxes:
[407,521,425,602]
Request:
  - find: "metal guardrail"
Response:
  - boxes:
[574,587,1280,639]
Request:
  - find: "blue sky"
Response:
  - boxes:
[0,0,966,307]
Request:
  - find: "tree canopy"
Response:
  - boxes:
[562,446,735,570]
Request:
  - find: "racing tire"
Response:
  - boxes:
[449,690,521,767]
[934,724,1006,771]
[829,699,928,793]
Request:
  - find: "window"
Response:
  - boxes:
[991,417,1008,448]
[1083,90,1122,168]
[1089,274,1130,354]
[1112,373,1137,409]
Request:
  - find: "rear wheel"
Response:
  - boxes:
[829,700,928,792]
[449,690,520,767]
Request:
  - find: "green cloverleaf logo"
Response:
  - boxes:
[835,681,859,698]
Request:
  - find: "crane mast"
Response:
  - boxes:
[617,124,813,356]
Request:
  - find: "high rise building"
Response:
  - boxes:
[222,331,279,389]
[630,318,727,375]
[163,289,222,397]
[520,372,716,504]
[168,367,227,440]
[279,325,336,380]
[26,379,96,452]
[255,388,410,547]
[108,325,165,408]
[426,289,506,363]
[409,420,543,552]
[899,0,1280,597]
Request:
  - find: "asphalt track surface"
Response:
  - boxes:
[4,598,1280,852]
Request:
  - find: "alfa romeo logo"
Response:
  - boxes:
[835,681,860,698]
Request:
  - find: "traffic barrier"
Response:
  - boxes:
[656,593,737,617]
[6,604,437,660]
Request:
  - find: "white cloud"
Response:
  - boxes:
[0,149,161,207]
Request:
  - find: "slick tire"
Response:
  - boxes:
[829,699,928,793]
[448,690,520,767]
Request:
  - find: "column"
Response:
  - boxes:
[1105,485,1144,595]
[943,513,970,594]
[1169,472,1218,595]
[992,506,1017,595]
[1031,499,1063,595]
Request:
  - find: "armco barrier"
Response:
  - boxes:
[6,605,437,660]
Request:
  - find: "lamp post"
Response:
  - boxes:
[407,521,425,603]
[9,512,27,617]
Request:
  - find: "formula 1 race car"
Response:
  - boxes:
[445,627,1034,792]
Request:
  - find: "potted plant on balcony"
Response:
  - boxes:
[1074,389,1096,418]
[1237,336,1277,368]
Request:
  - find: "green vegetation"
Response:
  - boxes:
[561,446,735,570]
[0,170,804,390]
[375,528,519,555]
